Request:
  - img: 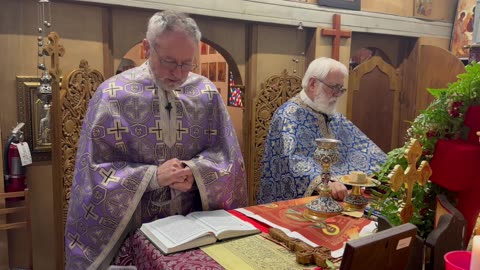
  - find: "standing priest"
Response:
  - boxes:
[65,10,247,269]
[257,57,386,204]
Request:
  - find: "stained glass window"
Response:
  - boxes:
[228,71,243,108]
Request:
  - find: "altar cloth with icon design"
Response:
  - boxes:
[235,196,376,258]
[114,196,376,268]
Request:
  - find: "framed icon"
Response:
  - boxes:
[450,0,476,58]
[209,46,217,54]
[209,62,217,82]
[201,42,208,55]
[16,76,51,161]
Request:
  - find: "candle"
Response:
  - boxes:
[471,236,480,270]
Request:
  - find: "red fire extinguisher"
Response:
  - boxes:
[3,123,27,197]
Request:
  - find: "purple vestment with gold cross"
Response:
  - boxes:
[65,62,247,269]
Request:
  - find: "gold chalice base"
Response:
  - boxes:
[303,208,340,222]
[343,201,367,212]
[303,193,343,222]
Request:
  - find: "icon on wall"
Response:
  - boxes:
[413,0,433,18]
[209,62,217,82]
[450,0,477,58]
[201,63,208,77]
[201,42,208,55]
[217,62,226,82]
[209,45,217,54]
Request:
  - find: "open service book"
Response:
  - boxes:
[140,209,260,254]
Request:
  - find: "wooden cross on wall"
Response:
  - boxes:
[321,14,351,60]
[389,139,432,224]
[43,32,65,79]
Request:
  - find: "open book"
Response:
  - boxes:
[140,209,260,254]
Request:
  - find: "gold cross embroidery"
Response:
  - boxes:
[388,139,432,223]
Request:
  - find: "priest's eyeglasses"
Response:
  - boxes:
[315,78,347,95]
[158,58,197,72]
[151,45,197,72]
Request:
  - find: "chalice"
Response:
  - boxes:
[304,138,343,221]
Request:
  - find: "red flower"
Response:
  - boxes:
[426,130,437,138]
[449,101,464,117]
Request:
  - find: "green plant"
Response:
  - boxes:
[370,62,480,238]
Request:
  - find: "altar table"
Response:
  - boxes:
[114,197,372,269]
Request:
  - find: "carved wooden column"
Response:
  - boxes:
[45,31,66,270]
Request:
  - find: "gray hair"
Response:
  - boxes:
[301,57,348,89]
[146,10,202,47]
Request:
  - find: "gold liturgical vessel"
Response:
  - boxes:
[304,138,343,221]
[339,175,377,211]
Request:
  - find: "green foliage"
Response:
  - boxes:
[371,62,480,238]
[325,259,335,270]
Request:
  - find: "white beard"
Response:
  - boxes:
[312,88,338,115]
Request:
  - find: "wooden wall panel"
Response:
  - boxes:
[352,68,394,152]
[398,40,420,147]
[348,56,400,152]
[362,0,455,21]
[362,0,413,17]
[0,1,105,269]
[0,129,7,270]
[415,45,465,115]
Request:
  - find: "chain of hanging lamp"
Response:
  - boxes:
[37,0,53,106]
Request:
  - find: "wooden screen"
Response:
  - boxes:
[248,69,302,205]
[58,60,104,224]
[348,56,400,152]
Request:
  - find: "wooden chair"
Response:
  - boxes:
[247,69,302,204]
[0,188,32,269]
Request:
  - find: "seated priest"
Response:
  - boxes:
[257,57,387,204]
[64,10,247,269]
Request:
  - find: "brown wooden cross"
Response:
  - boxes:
[43,32,65,79]
[269,227,331,268]
[321,14,351,60]
[389,139,432,223]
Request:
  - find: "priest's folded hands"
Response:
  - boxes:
[156,158,195,192]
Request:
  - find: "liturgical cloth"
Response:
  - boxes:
[257,95,386,204]
[115,230,225,270]
[65,62,247,269]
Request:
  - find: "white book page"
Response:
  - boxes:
[144,215,211,247]
[187,210,257,236]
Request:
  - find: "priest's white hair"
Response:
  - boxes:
[146,10,202,47]
[301,57,348,90]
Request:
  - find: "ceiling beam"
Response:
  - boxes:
[72,0,452,39]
